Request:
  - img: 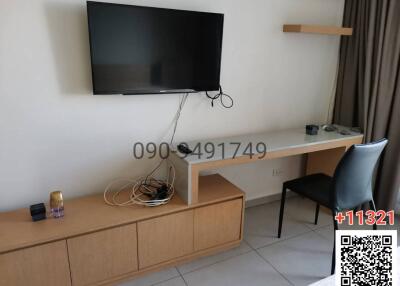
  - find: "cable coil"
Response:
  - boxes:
[104,87,232,207]
[104,159,175,207]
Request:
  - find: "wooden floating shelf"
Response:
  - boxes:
[283,24,353,36]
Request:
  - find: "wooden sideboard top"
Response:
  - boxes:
[0,174,244,254]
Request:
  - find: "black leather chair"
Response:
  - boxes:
[277,139,388,274]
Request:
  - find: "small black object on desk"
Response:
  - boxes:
[322,124,337,132]
[306,124,319,135]
[30,203,47,222]
[177,143,193,154]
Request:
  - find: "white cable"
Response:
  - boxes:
[170,93,189,145]
[104,159,176,207]
[104,93,187,207]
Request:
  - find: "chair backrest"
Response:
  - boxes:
[332,139,388,211]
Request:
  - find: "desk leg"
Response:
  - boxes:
[190,165,200,204]
[170,152,191,204]
[306,147,346,176]
[169,153,200,205]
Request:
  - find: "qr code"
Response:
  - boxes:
[336,230,397,286]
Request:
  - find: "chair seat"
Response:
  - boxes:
[284,173,333,208]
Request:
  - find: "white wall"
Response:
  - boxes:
[0,0,344,211]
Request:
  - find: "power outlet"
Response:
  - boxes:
[272,168,284,177]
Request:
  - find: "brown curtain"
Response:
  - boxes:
[333,0,400,211]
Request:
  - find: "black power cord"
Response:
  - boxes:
[205,85,233,108]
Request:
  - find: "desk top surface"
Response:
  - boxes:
[177,125,363,165]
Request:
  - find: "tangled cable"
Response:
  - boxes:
[104,86,232,207]
[104,159,175,207]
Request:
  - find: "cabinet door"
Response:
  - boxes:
[138,210,194,268]
[67,223,138,286]
[0,240,71,286]
[194,199,243,251]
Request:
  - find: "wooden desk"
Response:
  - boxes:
[171,126,363,204]
[0,126,362,286]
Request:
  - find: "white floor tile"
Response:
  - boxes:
[154,277,187,286]
[314,225,334,243]
[244,200,311,249]
[118,267,180,286]
[257,232,332,286]
[177,241,252,274]
[183,251,291,286]
[285,196,332,230]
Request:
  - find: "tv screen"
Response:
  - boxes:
[87,1,224,95]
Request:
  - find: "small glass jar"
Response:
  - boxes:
[50,191,64,218]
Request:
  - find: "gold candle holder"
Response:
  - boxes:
[50,191,64,218]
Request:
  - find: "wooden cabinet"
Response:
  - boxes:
[67,223,138,286]
[0,240,71,286]
[194,199,243,251]
[0,175,244,286]
[138,210,194,268]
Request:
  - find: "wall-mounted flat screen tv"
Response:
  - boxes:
[87,1,224,95]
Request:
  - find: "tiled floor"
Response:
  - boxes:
[119,196,400,286]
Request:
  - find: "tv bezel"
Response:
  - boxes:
[86,1,224,95]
